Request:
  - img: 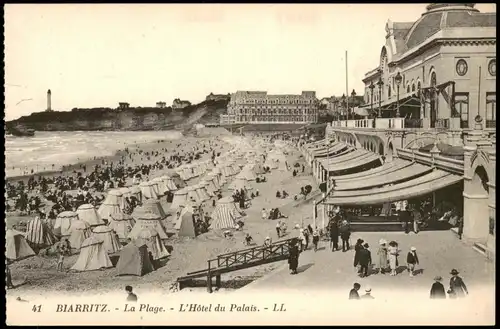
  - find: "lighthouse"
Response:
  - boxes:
[46,89,52,112]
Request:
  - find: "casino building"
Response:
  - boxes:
[359,3,496,130]
[220,91,319,125]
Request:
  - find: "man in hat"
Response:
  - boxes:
[349,283,361,300]
[430,276,446,299]
[406,247,419,277]
[358,243,372,278]
[361,287,374,299]
[448,269,468,298]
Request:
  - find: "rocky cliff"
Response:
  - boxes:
[6,99,229,131]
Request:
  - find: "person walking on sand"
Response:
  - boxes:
[377,239,388,275]
[312,228,320,252]
[353,239,364,274]
[340,219,351,252]
[388,241,400,276]
[276,221,282,238]
[298,229,307,252]
[349,283,361,300]
[329,218,340,252]
[430,276,446,299]
[406,247,419,277]
[448,269,468,298]
[261,208,267,221]
[56,245,65,272]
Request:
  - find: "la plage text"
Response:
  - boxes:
[56,304,109,312]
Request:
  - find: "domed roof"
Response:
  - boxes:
[405,3,495,50]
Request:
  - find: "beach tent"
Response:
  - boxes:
[200,180,215,197]
[127,185,142,203]
[133,228,170,260]
[152,177,168,195]
[186,186,201,204]
[210,197,243,230]
[68,220,91,250]
[175,205,197,237]
[77,204,105,227]
[194,184,211,201]
[229,177,252,191]
[119,187,132,199]
[103,189,126,211]
[139,181,159,200]
[70,236,113,272]
[108,212,135,241]
[161,175,178,191]
[132,199,167,220]
[25,216,56,249]
[129,212,169,240]
[97,197,122,224]
[169,172,186,188]
[54,211,78,237]
[171,188,188,210]
[241,167,257,181]
[6,229,35,261]
[116,242,154,276]
[149,180,161,196]
[91,225,122,254]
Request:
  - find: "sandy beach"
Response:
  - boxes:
[6,130,319,296]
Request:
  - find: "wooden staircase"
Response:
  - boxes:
[177,238,296,293]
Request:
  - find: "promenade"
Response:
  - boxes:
[241,230,495,298]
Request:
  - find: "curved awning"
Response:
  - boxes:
[319,149,369,166]
[311,143,348,157]
[325,153,381,172]
[334,163,433,191]
[304,138,332,149]
[332,159,412,181]
[325,170,463,205]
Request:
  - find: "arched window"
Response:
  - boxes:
[412,84,416,92]
[388,86,392,98]
[407,85,411,93]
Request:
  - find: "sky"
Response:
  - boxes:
[4,3,497,121]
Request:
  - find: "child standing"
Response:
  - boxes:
[57,246,65,272]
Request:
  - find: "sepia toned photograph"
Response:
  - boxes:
[4,3,496,326]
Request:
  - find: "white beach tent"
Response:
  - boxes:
[151,177,168,195]
[161,175,177,191]
[54,211,79,237]
[133,228,170,260]
[186,186,202,204]
[68,220,91,250]
[194,184,211,201]
[209,197,243,230]
[92,225,122,254]
[139,181,159,200]
[109,212,136,241]
[77,204,105,227]
[129,185,142,201]
[119,187,132,199]
[175,205,197,237]
[129,212,169,240]
[97,198,122,224]
[171,188,189,210]
[70,236,113,272]
[133,198,167,220]
[103,189,126,211]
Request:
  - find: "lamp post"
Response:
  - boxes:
[350,89,356,120]
[395,72,402,118]
[369,81,375,116]
[377,77,384,118]
[341,94,346,121]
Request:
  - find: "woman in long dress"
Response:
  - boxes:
[377,239,388,274]
[387,241,399,276]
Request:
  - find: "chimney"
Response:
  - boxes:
[47,89,52,111]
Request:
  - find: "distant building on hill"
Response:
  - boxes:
[220,91,319,125]
[206,92,231,102]
[172,99,191,109]
[156,101,167,108]
[118,102,130,110]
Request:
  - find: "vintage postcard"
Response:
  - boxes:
[4,3,496,326]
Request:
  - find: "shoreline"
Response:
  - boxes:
[5,134,187,183]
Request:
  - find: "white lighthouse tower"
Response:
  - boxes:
[46,89,52,112]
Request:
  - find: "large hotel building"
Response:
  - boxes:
[220,91,319,125]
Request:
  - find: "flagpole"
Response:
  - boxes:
[346,50,349,120]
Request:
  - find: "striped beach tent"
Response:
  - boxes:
[209,197,243,230]
[161,175,177,191]
[54,211,79,237]
[152,177,168,195]
[6,229,35,261]
[68,220,91,250]
[25,216,56,249]
[70,236,113,272]
[91,225,122,254]
[133,228,170,260]
[139,181,159,200]
[108,212,135,241]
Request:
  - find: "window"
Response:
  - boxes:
[388,86,391,98]
[456,59,468,76]
[486,92,496,128]
[412,84,416,92]
[455,93,469,129]
[407,85,410,93]
[488,59,496,77]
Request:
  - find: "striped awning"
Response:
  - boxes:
[311,143,347,157]
[325,170,462,205]
[319,149,370,166]
[334,162,433,190]
[332,159,411,181]
[324,152,382,172]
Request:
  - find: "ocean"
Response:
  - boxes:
[5,130,183,178]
